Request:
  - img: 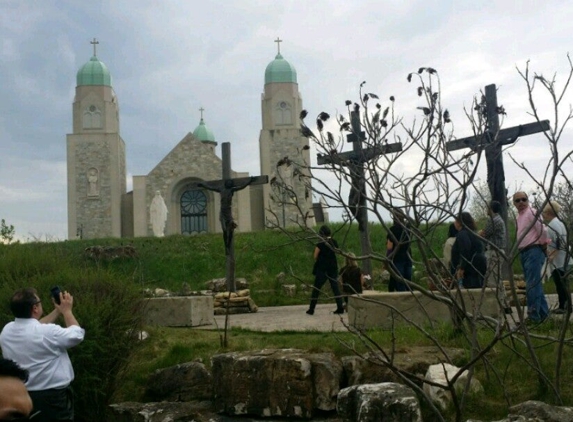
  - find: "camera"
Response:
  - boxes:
[50,286,62,305]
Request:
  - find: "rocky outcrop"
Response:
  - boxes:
[342,347,466,387]
[144,361,212,402]
[211,348,342,418]
[509,400,573,422]
[108,401,213,422]
[337,383,422,422]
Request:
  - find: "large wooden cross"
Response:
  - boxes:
[446,84,550,277]
[189,142,268,292]
[317,110,402,281]
[446,84,550,225]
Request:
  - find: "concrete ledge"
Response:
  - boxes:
[145,296,214,327]
[348,288,499,330]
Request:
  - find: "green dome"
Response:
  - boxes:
[193,118,216,144]
[264,53,297,84]
[77,56,112,86]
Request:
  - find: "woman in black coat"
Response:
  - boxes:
[451,212,487,289]
[306,225,345,315]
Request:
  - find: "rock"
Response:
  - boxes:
[423,363,483,411]
[342,347,466,387]
[211,348,342,418]
[337,382,422,422]
[276,272,286,284]
[205,278,248,292]
[145,361,212,402]
[509,400,573,422]
[153,288,169,297]
[282,284,297,297]
[108,401,213,422]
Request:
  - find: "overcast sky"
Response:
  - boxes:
[1,0,572,242]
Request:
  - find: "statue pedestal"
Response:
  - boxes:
[144,296,214,327]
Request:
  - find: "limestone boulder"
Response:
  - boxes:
[108,401,213,422]
[423,363,483,411]
[337,382,422,422]
[211,348,342,418]
[145,361,212,402]
[342,347,466,387]
[509,400,573,422]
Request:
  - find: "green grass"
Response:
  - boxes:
[1,222,567,421]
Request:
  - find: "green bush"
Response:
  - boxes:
[0,243,144,422]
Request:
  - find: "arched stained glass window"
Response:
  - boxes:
[181,189,207,234]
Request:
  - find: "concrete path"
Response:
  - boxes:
[195,294,565,332]
[196,304,350,332]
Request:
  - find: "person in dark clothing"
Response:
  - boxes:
[339,253,364,306]
[387,210,413,292]
[451,212,487,289]
[307,225,345,315]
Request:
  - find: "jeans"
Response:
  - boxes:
[388,260,412,292]
[520,247,549,321]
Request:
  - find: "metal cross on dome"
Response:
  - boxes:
[274,37,282,54]
[90,38,99,56]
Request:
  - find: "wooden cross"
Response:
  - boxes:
[90,38,99,56]
[274,37,283,54]
[446,84,550,224]
[188,142,268,292]
[446,84,550,277]
[317,110,403,281]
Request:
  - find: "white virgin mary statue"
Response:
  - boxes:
[150,190,168,237]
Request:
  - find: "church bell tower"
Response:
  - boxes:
[258,39,313,228]
[66,39,126,239]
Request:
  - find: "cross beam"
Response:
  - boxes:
[446,120,550,152]
[317,142,402,165]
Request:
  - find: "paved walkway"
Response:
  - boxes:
[195,294,565,332]
[196,304,350,332]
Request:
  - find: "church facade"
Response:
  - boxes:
[66,41,319,240]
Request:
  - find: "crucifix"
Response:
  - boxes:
[446,84,550,225]
[199,106,205,119]
[317,110,403,282]
[446,84,550,276]
[90,38,99,56]
[189,142,268,292]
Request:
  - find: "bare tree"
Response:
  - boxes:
[267,58,573,420]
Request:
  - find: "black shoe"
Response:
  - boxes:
[306,309,314,315]
[333,308,344,315]
[552,308,566,315]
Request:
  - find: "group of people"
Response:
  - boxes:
[0,288,84,421]
[307,191,572,324]
[306,214,414,315]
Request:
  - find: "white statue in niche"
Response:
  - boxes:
[87,168,99,197]
[150,190,168,237]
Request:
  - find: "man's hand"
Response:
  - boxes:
[54,291,73,313]
[53,291,80,328]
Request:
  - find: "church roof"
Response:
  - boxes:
[265,53,297,84]
[77,56,112,87]
[193,118,216,145]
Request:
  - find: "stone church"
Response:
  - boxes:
[67,41,325,239]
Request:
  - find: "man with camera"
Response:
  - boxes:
[0,288,85,422]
